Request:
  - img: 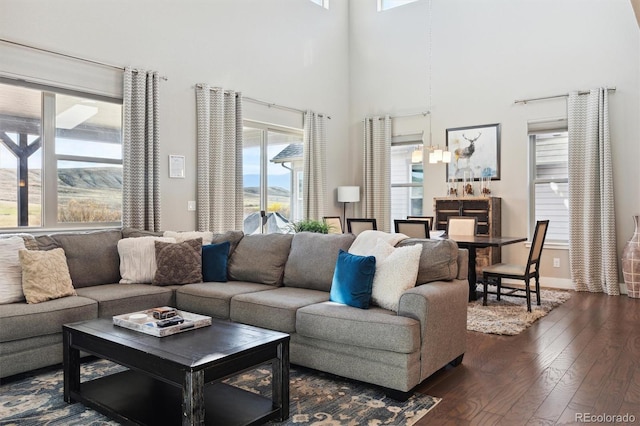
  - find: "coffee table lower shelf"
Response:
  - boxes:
[73,369,280,426]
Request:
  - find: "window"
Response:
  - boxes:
[529,122,569,243]
[0,80,123,229]
[242,122,304,234]
[378,0,419,12]
[309,0,329,9]
[391,135,424,221]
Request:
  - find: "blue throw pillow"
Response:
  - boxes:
[202,241,230,282]
[330,249,376,309]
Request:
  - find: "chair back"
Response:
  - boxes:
[407,215,434,230]
[323,216,343,234]
[347,218,377,236]
[446,216,478,236]
[394,219,430,238]
[526,220,549,272]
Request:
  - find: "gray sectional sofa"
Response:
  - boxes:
[0,227,469,397]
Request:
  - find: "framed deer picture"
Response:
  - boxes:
[446,123,501,181]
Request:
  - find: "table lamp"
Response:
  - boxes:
[337,186,360,229]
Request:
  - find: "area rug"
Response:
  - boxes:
[0,359,440,426]
[467,285,572,335]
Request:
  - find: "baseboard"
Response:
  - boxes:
[501,277,627,295]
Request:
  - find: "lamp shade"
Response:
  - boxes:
[337,186,360,203]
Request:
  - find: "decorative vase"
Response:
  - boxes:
[622,215,640,298]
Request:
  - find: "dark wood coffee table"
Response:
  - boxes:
[63,317,289,426]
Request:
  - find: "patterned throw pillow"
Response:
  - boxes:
[152,238,203,285]
[19,248,76,304]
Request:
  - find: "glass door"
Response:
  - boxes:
[242,123,303,234]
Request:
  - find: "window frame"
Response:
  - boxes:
[0,77,123,231]
[377,0,419,12]
[391,134,424,221]
[242,119,304,234]
[528,125,569,246]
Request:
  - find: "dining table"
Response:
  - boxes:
[435,233,527,301]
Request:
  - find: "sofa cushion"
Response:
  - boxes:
[75,284,173,317]
[176,281,274,319]
[210,230,244,258]
[296,302,420,354]
[329,250,376,309]
[228,233,293,286]
[0,296,97,342]
[283,232,355,291]
[19,248,76,304]
[230,287,329,333]
[370,240,422,312]
[395,238,459,284]
[153,238,203,285]
[35,229,122,288]
[202,242,230,282]
[0,236,26,304]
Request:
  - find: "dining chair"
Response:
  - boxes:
[407,215,434,230]
[446,216,478,236]
[394,219,430,239]
[346,218,377,236]
[482,220,550,312]
[323,216,343,234]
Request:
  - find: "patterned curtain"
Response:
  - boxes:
[568,88,619,295]
[122,68,161,231]
[362,116,391,232]
[303,111,327,221]
[195,85,243,233]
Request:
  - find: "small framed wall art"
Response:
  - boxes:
[446,123,501,182]
[169,155,185,178]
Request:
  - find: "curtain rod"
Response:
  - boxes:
[244,96,331,119]
[365,111,431,120]
[0,37,168,80]
[195,85,330,119]
[514,87,616,104]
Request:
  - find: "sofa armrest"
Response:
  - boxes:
[456,248,469,280]
[397,279,468,380]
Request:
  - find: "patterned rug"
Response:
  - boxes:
[0,359,440,425]
[467,285,572,335]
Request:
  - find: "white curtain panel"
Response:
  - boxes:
[568,88,619,295]
[122,68,161,231]
[195,85,243,233]
[303,111,327,221]
[362,116,391,232]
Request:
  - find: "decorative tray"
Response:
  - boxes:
[113,306,212,337]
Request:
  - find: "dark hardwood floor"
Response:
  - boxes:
[414,291,640,425]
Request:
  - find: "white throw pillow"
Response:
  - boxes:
[0,236,26,304]
[369,239,422,312]
[163,231,213,245]
[118,236,176,284]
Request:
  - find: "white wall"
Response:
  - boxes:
[350,0,640,284]
[2,0,639,285]
[0,0,350,230]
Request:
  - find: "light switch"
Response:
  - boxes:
[187,201,196,211]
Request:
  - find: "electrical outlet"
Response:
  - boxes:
[553,258,560,268]
[187,201,196,211]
